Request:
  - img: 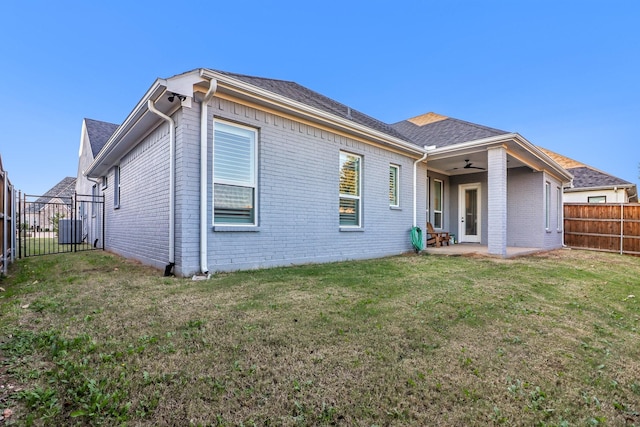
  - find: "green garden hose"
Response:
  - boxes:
[411,226,423,253]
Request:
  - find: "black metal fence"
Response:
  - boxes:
[18,192,104,258]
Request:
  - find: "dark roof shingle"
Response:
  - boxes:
[568,166,633,189]
[28,177,77,212]
[85,118,119,157]
[391,117,507,148]
[214,70,412,143]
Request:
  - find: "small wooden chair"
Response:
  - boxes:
[427,222,450,247]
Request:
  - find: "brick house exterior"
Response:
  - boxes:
[77,69,572,276]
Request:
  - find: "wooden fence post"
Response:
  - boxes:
[620,203,624,255]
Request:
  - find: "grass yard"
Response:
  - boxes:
[19,236,96,257]
[0,249,639,426]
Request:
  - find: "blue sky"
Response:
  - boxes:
[1,1,638,195]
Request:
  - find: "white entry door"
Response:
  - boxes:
[458,183,481,243]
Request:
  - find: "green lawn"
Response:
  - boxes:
[0,249,639,426]
[18,236,96,257]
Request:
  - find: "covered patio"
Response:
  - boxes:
[421,243,547,258]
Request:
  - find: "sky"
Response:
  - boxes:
[1,1,639,196]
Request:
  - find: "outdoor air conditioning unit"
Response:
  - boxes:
[58,219,83,244]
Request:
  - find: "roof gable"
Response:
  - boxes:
[35,176,76,203]
[391,115,507,148]
[537,147,585,169]
[85,118,119,157]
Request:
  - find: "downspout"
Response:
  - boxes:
[147,99,176,276]
[413,146,430,227]
[199,80,217,276]
[410,147,429,253]
[84,176,101,248]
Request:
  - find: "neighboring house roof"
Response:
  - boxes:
[85,118,119,157]
[213,70,412,143]
[391,112,508,148]
[26,177,76,214]
[538,147,637,201]
[34,177,76,203]
[569,166,634,189]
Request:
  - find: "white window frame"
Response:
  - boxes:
[433,179,443,229]
[426,176,430,223]
[114,166,120,209]
[102,175,108,189]
[544,181,551,231]
[212,119,258,226]
[92,184,98,218]
[556,186,562,232]
[389,164,400,208]
[588,195,607,203]
[339,151,362,228]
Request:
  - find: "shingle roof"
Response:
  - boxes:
[538,147,634,190]
[568,166,633,189]
[27,177,77,213]
[537,147,585,169]
[35,177,76,203]
[213,70,412,143]
[390,116,508,148]
[85,118,119,157]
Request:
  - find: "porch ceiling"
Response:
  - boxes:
[423,136,572,182]
[426,151,528,176]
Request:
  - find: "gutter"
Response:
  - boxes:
[147,97,176,276]
[199,80,217,275]
[85,80,166,177]
[564,184,636,193]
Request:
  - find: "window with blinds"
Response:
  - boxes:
[213,120,257,225]
[389,164,399,207]
[339,152,361,227]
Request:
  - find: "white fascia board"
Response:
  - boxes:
[78,119,88,157]
[513,134,573,182]
[166,69,206,97]
[85,79,167,177]
[427,133,574,183]
[85,72,209,178]
[565,184,635,192]
[200,69,425,156]
[425,134,518,157]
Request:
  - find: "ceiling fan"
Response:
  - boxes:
[448,159,486,171]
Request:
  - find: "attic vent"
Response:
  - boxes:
[346,107,352,119]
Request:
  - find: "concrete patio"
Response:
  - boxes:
[421,243,546,258]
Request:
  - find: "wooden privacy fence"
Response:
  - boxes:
[0,158,16,274]
[564,203,640,256]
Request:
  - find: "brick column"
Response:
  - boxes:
[487,146,507,257]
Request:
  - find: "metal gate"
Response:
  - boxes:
[18,192,104,258]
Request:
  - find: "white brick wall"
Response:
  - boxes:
[186,98,425,274]
[104,98,426,276]
[103,117,172,271]
[487,146,507,256]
